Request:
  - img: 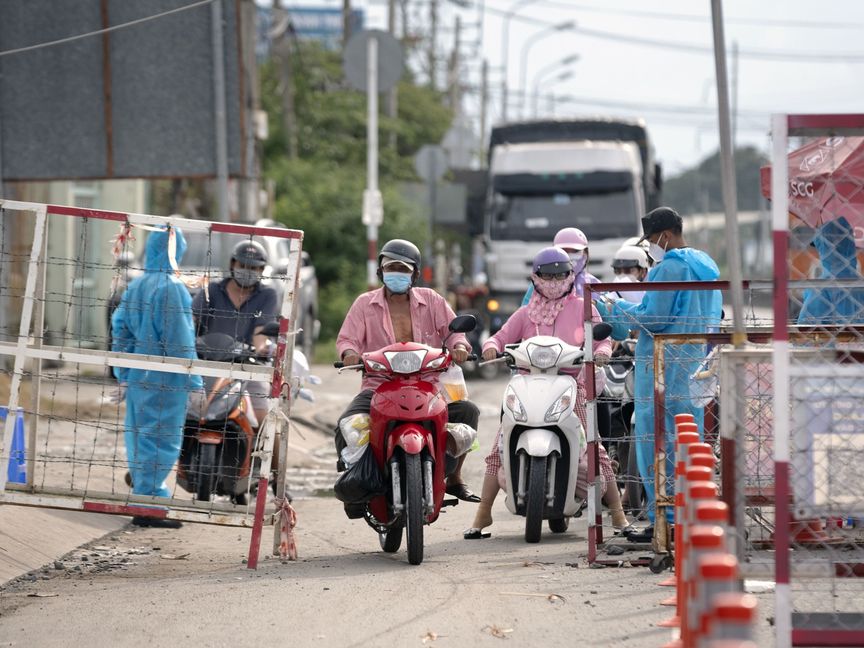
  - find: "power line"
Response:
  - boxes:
[0,0,214,59]
[476,3,864,62]
[481,0,864,31]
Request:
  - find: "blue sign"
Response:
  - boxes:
[257,6,365,57]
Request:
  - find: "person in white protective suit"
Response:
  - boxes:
[112,226,203,527]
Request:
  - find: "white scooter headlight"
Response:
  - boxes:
[504,385,527,422]
[526,342,562,370]
[544,385,574,423]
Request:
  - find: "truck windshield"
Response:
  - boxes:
[489,190,639,242]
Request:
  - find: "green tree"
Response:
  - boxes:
[663,146,768,214]
[260,42,453,343]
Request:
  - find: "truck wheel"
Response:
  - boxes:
[525,455,547,543]
[404,454,425,565]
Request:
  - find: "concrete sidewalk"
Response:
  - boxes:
[0,506,127,585]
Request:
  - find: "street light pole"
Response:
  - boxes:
[532,69,572,117]
[517,21,575,119]
[500,0,535,122]
[530,53,578,116]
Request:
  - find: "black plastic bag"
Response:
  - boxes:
[333,446,386,503]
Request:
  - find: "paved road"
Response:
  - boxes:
[0,363,775,646]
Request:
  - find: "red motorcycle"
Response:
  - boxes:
[335,315,477,565]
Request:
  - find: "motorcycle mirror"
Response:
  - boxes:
[592,322,613,341]
[260,320,281,338]
[448,314,477,333]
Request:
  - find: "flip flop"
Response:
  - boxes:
[463,528,491,539]
[446,483,481,503]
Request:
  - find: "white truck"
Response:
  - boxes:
[482,118,662,333]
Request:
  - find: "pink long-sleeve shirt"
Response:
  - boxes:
[336,287,471,391]
[482,294,611,384]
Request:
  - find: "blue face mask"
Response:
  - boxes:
[382,272,412,294]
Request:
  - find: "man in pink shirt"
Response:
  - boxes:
[335,239,481,502]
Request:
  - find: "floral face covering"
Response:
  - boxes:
[527,273,574,326]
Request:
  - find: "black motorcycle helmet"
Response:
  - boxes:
[377,239,421,285]
[231,240,268,269]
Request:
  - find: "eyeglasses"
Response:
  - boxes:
[536,271,573,280]
[613,266,639,275]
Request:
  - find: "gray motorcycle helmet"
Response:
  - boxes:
[377,239,421,284]
[231,240,268,269]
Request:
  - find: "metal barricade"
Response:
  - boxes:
[0,201,303,568]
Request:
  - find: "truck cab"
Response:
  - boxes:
[482,118,660,333]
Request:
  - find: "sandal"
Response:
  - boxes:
[446,483,481,503]
[463,528,491,540]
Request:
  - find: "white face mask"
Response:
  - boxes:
[648,234,668,263]
[612,274,645,303]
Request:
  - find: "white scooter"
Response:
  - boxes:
[481,324,612,543]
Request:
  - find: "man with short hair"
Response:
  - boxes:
[336,239,481,502]
[610,206,722,530]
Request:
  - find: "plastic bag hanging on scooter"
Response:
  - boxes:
[333,445,386,503]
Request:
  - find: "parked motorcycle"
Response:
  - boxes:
[177,322,283,504]
[480,324,612,543]
[334,314,477,565]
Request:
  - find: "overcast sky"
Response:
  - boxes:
[278,0,864,175]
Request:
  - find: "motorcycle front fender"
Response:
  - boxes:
[387,424,430,458]
[515,428,561,458]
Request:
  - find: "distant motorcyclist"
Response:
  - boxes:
[192,239,279,426]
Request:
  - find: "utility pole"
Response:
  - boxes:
[342,0,352,50]
[448,16,461,114]
[428,0,438,90]
[479,58,488,168]
[731,39,739,148]
[273,1,297,159]
[387,0,398,150]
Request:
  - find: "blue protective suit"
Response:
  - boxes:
[797,217,864,325]
[111,228,203,498]
[612,248,722,522]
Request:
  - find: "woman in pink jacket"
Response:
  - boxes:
[464,247,629,538]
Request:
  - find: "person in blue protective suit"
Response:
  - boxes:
[112,226,203,528]
[797,217,864,325]
[608,207,722,532]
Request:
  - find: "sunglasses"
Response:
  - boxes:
[536,271,573,280]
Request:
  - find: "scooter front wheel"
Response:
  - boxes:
[196,443,217,502]
[525,454,548,543]
[404,454,425,565]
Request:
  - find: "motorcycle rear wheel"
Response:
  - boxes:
[379,525,403,553]
[404,454,425,565]
[525,455,547,543]
[196,444,217,502]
